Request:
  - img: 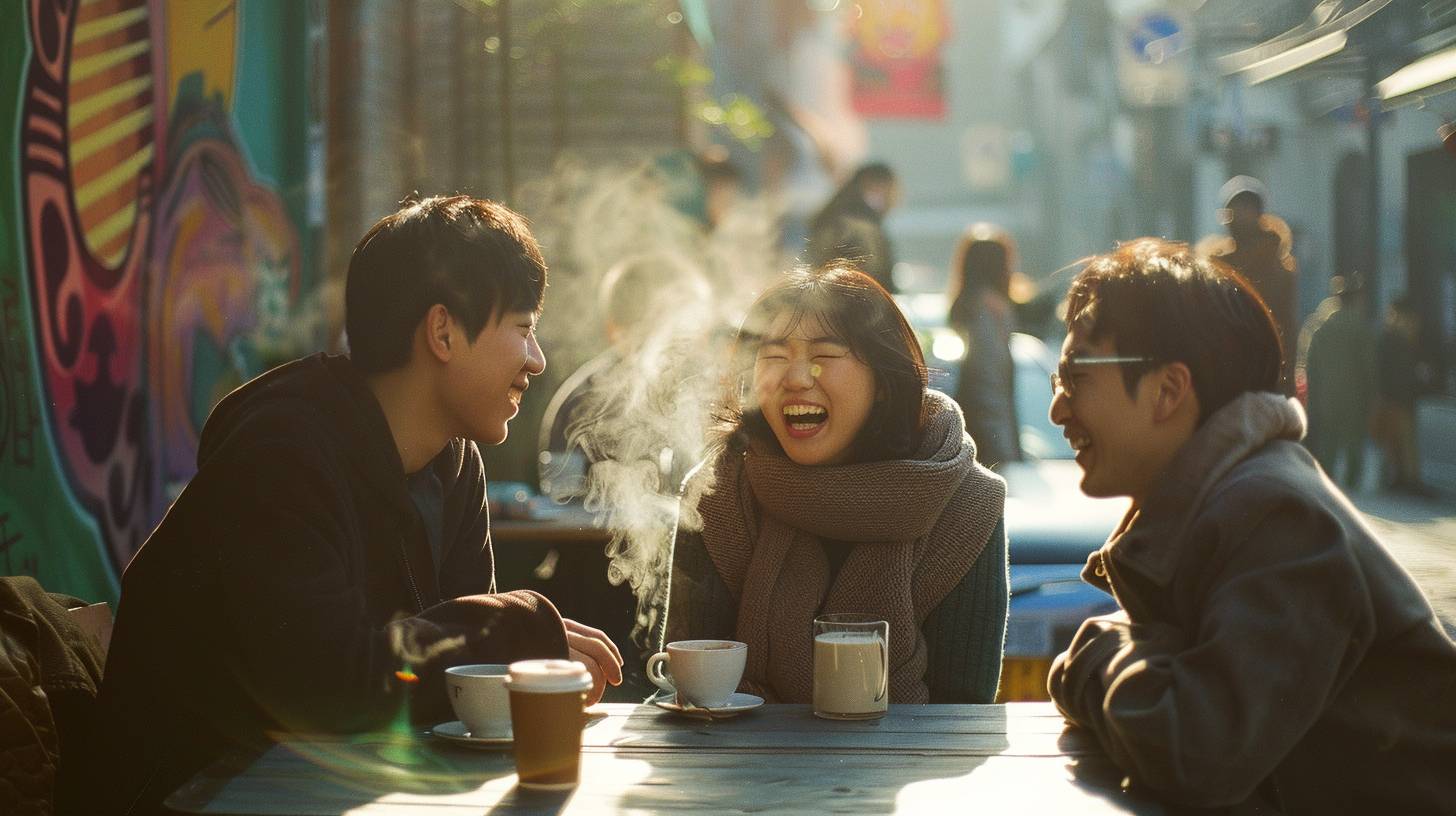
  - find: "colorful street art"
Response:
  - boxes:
[2,0,320,602]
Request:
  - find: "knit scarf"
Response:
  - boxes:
[696,390,1005,703]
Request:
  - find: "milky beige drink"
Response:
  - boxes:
[505,660,593,790]
[813,631,888,718]
[812,614,889,720]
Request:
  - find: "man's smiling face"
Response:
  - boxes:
[1049,326,1166,502]
[443,309,545,446]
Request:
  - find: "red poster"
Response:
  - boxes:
[851,0,950,119]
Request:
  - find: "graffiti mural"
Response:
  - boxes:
[2,0,319,602]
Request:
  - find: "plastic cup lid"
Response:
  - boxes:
[505,659,593,693]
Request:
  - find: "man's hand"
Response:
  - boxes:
[563,618,623,706]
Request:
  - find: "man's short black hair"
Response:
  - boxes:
[1065,238,1283,423]
[345,195,547,374]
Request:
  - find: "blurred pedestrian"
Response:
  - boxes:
[947,223,1021,466]
[1197,176,1299,393]
[807,162,900,293]
[1298,273,1374,488]
[1371,295,1430,495]
[538,252,714,503]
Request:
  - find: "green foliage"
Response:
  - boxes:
[655,56,774,149]
[694,94,774,148]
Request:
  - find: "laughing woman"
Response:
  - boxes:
[664,264,1008,704]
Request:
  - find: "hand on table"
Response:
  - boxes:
[564,617,623,706]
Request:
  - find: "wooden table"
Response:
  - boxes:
[167,702,1168,814]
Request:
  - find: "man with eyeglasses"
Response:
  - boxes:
[1045,238,1456,814]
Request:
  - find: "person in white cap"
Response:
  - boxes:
[1196,175,1299,394]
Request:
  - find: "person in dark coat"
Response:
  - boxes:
[806,162,900,293]
[1297,273,1374,488]
[947,223,1021,467]
[1046,239,1456,814]
[1372,295,1430,494]
[78,196,623,815]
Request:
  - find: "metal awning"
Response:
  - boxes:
[1216,0,1395,84]
[1379,41,1456,105]
[1375,21,1456,105]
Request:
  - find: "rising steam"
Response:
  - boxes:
[519,156,785,650]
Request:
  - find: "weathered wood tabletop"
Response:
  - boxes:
[166,702,1168,814]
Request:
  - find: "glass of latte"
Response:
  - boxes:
[812,614,889,720]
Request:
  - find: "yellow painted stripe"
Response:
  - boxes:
[99,234,132,268]
[70,104,151,164]
[75,143,152,209]
[69,75,150,128]
[71,39,151,84]
[74,6,149,45]
[86,198,138,253]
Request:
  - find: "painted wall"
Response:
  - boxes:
[2,0,323,603]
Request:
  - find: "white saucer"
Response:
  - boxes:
[652,692,764,718]
[430,720,513,748]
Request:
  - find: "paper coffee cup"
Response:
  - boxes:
[505,659,593,790]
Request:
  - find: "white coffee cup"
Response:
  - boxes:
[645,640,747,708]
[445,664,512,738]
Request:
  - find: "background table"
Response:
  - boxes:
[167,702,1169,814]
[492,512,663,702]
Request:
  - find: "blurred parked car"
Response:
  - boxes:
[897,294,1127,702]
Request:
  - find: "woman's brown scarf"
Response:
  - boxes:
[696,390,1005,703]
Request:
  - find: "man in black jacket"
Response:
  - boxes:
[79,196,622,815]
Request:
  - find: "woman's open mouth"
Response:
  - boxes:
[783,403,828,439]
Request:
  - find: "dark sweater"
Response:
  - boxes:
[79,354,568,815]
[665,519,1008,703]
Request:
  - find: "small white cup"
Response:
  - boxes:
[445,664,512,738]
[645,640,747,708]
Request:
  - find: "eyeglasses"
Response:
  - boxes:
[1050,355,1158,399]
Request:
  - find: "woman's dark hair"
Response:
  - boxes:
[344,195,547,374]
[1064,238,1283,423]
[720,263,928,463]
[947,224,1015,327]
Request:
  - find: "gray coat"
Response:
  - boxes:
[1049,392,1456,814]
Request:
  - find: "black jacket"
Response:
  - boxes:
[79,354,568,815]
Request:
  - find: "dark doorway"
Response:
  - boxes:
[1404,147,1456,395]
